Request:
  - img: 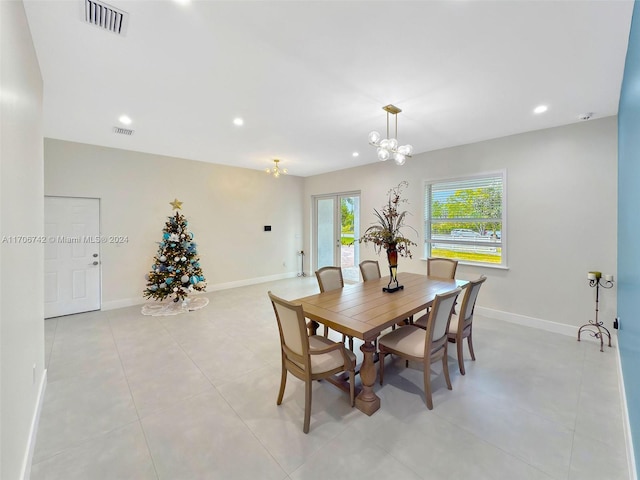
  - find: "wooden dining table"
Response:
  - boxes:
[293,272,468,416]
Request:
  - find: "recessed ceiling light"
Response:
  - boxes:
[174,0,191,5]
[352,152,359,158]
[533,105,548,114]
[233,118,244,126]
[118,115,132,125]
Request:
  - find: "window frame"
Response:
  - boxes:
[423,170,507,268]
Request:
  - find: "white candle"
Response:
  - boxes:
[587,273,596,280]
[604,274,613,282]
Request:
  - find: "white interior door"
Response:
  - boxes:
[44,196,101,318]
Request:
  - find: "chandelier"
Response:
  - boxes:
[265,159,287,178]
[368,104,413,166]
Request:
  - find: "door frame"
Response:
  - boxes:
[311,191,360,273]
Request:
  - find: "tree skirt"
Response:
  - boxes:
[141,297,209,316]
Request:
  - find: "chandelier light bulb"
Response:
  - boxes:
[387,138,398,151]
[394,152,406,165]
[368,131,381,144]
[377,148,390,161]
[379,139,389,150]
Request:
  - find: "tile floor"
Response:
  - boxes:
[32,277,631,480]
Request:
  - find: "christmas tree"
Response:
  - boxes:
[144,199,206,302]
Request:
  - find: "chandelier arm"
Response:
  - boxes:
[395,113,398,140]
[386,111,389,140]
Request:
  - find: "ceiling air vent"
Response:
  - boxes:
[113,126,134,136]
[83,0,129,36]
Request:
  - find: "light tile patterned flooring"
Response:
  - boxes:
[33,277,631,480]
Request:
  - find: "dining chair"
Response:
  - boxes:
[268,291,355,433]
[378,287,461,409]
[315,266,353,349]
[415,275,487,374]
[359,260,381,282]
[427,257,458,279]
[315,266,344,292]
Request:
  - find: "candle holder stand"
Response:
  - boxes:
[297,250,307,277]
[577,275,613,352]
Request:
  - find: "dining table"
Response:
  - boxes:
[292,272,468,415]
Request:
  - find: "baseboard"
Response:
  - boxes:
[21,368,47,480]
[615,339,638,480]
[101,272,299,311]
[475,305,582,338]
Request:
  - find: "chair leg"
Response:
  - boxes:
[277,366,287,405]
[457,340,465,375]
[443,353,452,390]
[303,379,312,434]
[379,351,386,385]
[468,331,476,361]
[423,365,433,410]
[348,336,354,352]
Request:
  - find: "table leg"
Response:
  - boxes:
[355,340,380,415]
[307,320,319,337]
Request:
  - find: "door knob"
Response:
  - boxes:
[93,253,98,258]
[89,261,99,266]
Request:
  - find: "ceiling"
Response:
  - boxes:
[24,0,634,177]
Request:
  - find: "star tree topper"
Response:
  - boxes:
[170,198,183,210]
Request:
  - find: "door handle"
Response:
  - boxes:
[89,261,99,266]
[93,253,98,258]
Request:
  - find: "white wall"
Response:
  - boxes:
[0,2,46,479]
[44,139,305,309]
[304,117,618,331]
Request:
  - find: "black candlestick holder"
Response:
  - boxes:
[382,264,403,293]
[577,272,614,352]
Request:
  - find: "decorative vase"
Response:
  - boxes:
[383,243,403,293]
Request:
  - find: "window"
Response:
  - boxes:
[424,172,506,266]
